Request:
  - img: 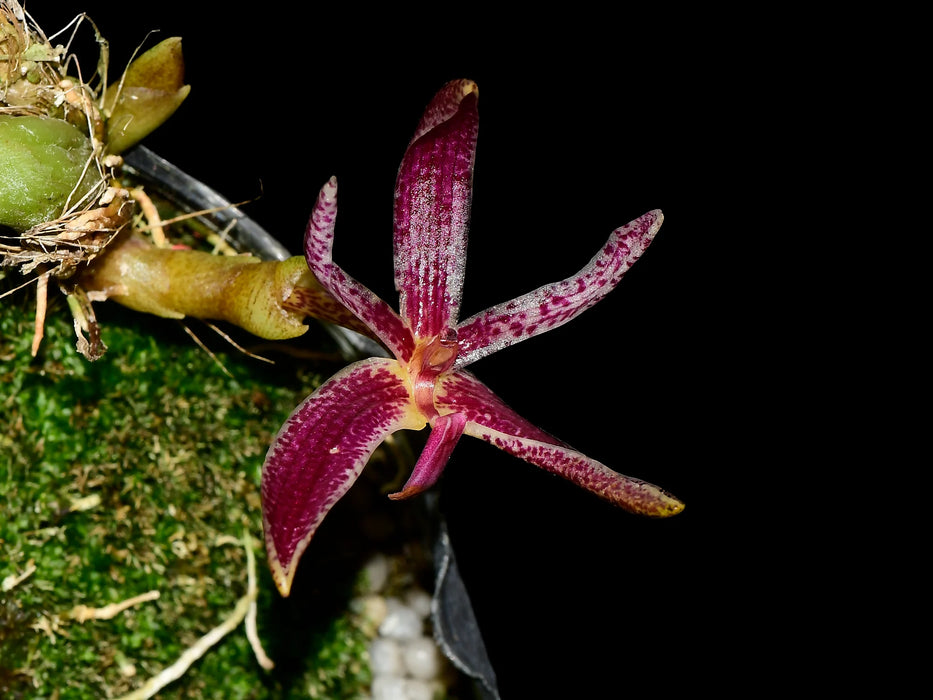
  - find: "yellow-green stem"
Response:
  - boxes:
[77,230,374,341]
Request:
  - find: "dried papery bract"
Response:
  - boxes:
[1,1,64,115]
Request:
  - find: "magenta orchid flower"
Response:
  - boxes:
[261,79,684,596]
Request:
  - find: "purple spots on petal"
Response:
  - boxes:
[454,210,663,368]
[483,430,684,517]
[299,178,414,360]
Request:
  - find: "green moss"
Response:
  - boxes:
[0,293,386,699]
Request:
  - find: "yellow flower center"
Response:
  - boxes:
[408,330,458,419]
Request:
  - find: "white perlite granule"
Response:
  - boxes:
[357,553,452,700]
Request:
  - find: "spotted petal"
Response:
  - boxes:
[393,80,479,340]
[261,357,425,595]
[304,177,414,361]
[436,370,684,517]
[455,209,664,369]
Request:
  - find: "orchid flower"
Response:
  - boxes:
[261,79,684,596]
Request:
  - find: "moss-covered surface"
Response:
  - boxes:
[0,289,437,698]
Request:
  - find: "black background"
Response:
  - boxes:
[33,3,778,697]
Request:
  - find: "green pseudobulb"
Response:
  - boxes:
[0,114,98,231]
